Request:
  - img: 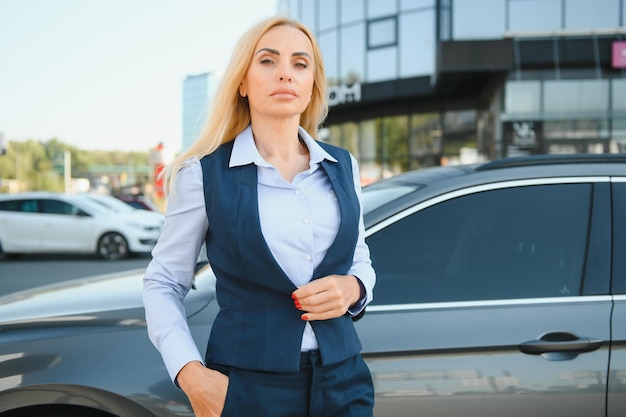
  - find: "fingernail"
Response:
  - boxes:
[295,302,302,309]
[301,315,309,321]
[291,293,297,300]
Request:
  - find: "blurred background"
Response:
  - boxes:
[1,0,626,197]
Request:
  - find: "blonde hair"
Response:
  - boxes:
[163,15,328,194]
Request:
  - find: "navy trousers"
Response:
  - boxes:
[214,352,374,417]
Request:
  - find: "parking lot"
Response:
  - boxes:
[0,254,151,296]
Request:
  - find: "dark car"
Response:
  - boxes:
[1,154,625,416]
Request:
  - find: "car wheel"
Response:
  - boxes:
[97,232,129,260]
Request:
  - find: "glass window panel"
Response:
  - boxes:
[381,115,410,174]
[319,30,339,84]
[368,17,397,48]
[544,119,610,140]
[612,79,626,112]
[401,0,435,10]
[565,0,621,30]
[367,184,591,305]
[283,0,300,19]
[410,112,441,156]
[509,0,561,33]
[612,119,626,142]
[319,0,338,31]
[544,80,609,114]
[400,10,435,77]
[367,0,397,18]
[453,0,506,40]
[367,46,397,82]
[340,23,365,84]
[340,0,365,24]
[302,0,316,32]
[505,81,541,114]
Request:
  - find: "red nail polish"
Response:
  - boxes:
[301,315,308,321]
[291,294,297,300]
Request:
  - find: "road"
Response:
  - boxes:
[0,253,152,296]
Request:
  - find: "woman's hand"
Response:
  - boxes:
[292,274,362,321]
[177,361,229,417]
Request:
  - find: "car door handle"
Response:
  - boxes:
[519,332,603,355]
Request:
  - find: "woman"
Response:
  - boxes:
[143,15,375,417]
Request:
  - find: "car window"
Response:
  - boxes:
[0,199,38,212]
[367,183,592,305]
[362,182,421,213]
[40,199,81,215]
[613,182,626,294]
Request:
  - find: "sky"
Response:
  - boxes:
[0,0,279,153]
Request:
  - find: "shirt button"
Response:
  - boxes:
[305,254,312,261]
[303,217,311,224]
[295,189,301,195]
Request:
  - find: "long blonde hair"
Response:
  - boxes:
[163,15,328,194]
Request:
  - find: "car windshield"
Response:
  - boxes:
[362,181,421,214]
[79,194,135,214]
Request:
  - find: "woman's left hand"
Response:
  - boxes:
[292,275,361,321]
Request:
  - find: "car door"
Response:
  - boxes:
[357,178,612,417]
[0,199,41,252]
[607,178,626,416]
[38,199,96,252]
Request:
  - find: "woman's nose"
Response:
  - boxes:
[278,66,292,82]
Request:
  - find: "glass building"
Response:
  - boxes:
[182,72,218,151]
[279,0,626,182]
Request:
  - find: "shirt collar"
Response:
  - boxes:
[229,125,337,168]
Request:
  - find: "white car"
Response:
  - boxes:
[75,192,164,224]
[0,191,162,260]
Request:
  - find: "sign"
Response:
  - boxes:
[503,121,543,157]
[328,83,361,106]
[613,41,626,69]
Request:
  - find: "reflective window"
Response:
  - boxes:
[367,46,397,82]
[367,184,591,305]
[401,0,435,10]
[368,16,397,49]
[613,183,626,294]
[283,0,300,18]
[565,0,621,30]
[367,0,397,18]
[509,0,561,33]
[380,115,410,174]
[341,23,366,83]
[400,10,435,77]
[410,113,441,163]
[319,30,339,84]
[544,80,609,114]
[301,0,316,31]
[340,0,364,24]
[613,79,626,112]
[40,199,78,215]
[505,81,541,114]
[544,119,610,140]
[0,199,37,213]
[453,0,506,40]
[319,0,338,31]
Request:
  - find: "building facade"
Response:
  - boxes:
[279,0,626,182]
[182,72,218,151]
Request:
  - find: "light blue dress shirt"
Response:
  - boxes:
[143,126,375,382]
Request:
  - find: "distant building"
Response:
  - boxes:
[280,0,626,182]
[182,73,218,151]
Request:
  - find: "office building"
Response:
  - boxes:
[280,0,626,182]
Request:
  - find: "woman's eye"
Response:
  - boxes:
[260,58,274,65]
[295,62,308,69]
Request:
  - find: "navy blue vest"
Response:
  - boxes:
[200,140,362,372]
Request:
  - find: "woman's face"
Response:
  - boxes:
[242,25,315,123]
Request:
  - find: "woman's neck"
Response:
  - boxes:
[250,117,303,161]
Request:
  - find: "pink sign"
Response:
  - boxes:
[613,41,626,68]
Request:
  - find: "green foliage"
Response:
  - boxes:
[0,138,150,192]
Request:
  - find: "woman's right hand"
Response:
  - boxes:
[177,360,229,417]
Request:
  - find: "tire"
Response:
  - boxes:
[97,232,129,260]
